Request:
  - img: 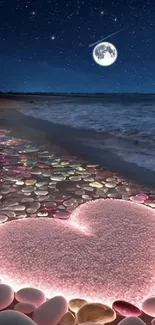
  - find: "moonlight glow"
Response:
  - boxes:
[93,42,118,67]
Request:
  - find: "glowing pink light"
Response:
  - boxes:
[0,199,155,307]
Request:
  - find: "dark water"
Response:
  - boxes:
[19,94,155,171]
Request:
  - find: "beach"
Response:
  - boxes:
[0,96,155,325]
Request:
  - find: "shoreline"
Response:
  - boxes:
[0,101,155,325]
[0,103,155,189]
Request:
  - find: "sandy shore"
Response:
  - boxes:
[0,97,155,189]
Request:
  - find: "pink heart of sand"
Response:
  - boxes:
[0,199,155,307]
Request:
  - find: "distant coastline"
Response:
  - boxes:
[0,91,155,99]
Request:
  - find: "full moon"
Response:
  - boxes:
[93,41,118,66]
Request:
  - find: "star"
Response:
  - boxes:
[31,11,36,16]
[50,36,55,40]
[100,11,104,15]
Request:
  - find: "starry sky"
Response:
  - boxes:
[0,0,155,93]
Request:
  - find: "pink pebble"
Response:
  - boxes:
[152,320,155,325]
[112,300,141,316]
[15,287,46,307]
[142,297,155,317]
[0,284,14,310]
[33,295,68,325]
[0,310,37,324]
[118,316,146,325]
[136,194,149,201]
[14,302,36,315]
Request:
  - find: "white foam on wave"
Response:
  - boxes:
[18,99,155,172]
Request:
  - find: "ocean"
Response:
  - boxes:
[18,94,155,172]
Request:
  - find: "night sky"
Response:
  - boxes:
[0,0,155,93]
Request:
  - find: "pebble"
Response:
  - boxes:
[34,190,48,196]
[33,296,68,325]
[0,215,8,223]
[105,182,117,188]
[118,317,146,325]
[59,311,76,325]
[25,179,37,186]
[11,205,26,211]
[0,284,14,310]
[0,310,37,324]
[69,298,87,313]
[89,182,103,188]
[53,211,70,219]
[69,176,81,181]
[130,196,144,203]
[14,302,36,315]
[112,300,141,316]
[142,297,155,317]
[15,287,46,307]
[77,303,116,324]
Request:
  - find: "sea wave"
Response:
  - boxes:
[18,98,155,172]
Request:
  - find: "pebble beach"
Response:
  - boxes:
[0,97,155,325]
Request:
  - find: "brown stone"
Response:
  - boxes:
[69,299,87,314]
[59,311,76,325]
[77,303,116,324]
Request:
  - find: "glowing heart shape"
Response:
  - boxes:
[0,199,155,307]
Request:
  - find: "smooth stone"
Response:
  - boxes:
[0,215,8,223]
[118,317,146,325]
[82,194,92,200]
[38,195,50,202]
[31,170,42,175]
[136,193,149,201]
[11,205,26,211]
[130,196,144,203]
[59,311,76,325]
[63,200,75,207]
[37,212,49,217]
[36,182,48,188]
[25,179,37,186]
[42,171,52,177]
[33,295,68,325]
[34,190,48,196]
[15,287,46,307]
[14,302,36,315]
[144,200,155,208]
[43,202,57,208]
[105,182,117,188]
[83,177,94,182]
[112,300,141,316]
[0,310,36,324]
[5,211,16,218]
[151,320,155,325]
[89,182,103,188]
[0,284,14,310]
[75,190,85,196]
[50,176,66,182]
[106,177,116,182]
[15,180,24,185]
[22,186,35,193]
[83,186,94,192]
[142,297,155,317]
[69,176,81,181]
[21,198,34,203]
[16,214,27,219]
[53,211,70,220]
[0,195,2,200]
[23,192,32,196]
[77,303,116,324]
[69,298,87,313]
